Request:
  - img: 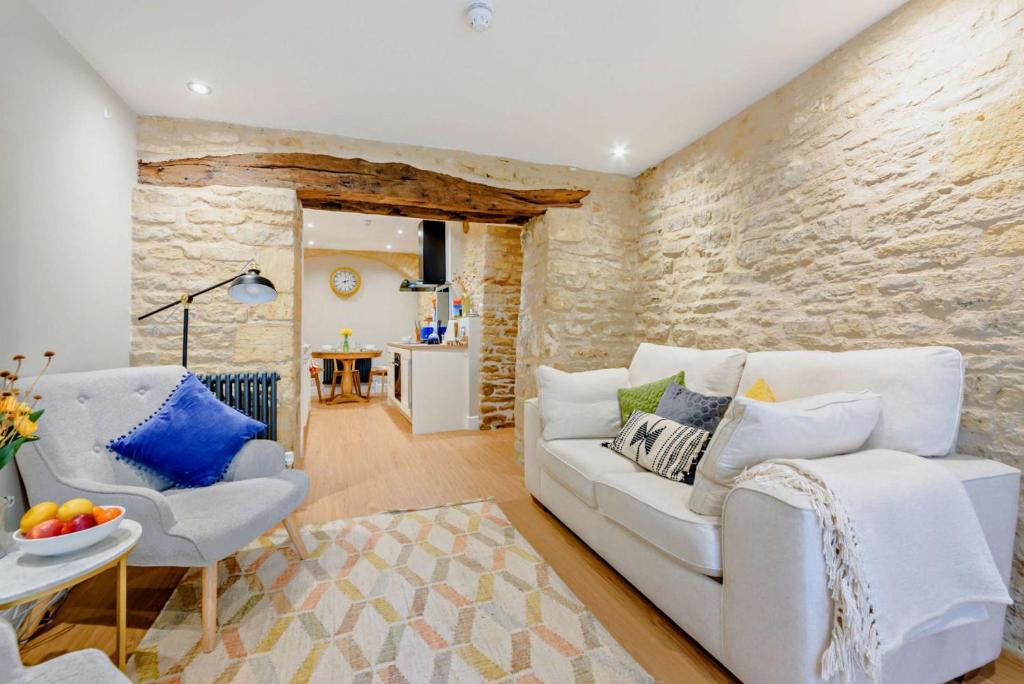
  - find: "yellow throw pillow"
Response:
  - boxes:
[744,378,777,402]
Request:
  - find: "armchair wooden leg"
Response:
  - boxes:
[201,563,218,653]
[283,516,309,560]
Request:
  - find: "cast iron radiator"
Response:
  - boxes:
[195,371,280,441]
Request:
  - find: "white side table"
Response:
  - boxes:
[0,519,142,670]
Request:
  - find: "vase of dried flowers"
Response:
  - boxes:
[451,269,481,316]
[1,351,55,558]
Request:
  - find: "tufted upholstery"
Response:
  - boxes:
[16,366,309,567]
[1,618,130,684]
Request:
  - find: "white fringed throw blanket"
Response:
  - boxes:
[735,450,1011,683]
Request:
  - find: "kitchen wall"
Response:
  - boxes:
[303,253,418,354]
[633,0,1024,650]
[0,0,136,517]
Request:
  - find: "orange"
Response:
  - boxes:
[92,506,121,525]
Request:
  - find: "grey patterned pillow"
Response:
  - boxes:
[655,383,731,433]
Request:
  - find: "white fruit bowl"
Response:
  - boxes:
[13,506,126,557]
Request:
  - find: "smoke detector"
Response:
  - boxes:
[466,0,493,32]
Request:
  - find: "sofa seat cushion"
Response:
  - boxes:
[537,439,644,507]
[595,472,722,577]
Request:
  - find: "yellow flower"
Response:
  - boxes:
[16,402,30,416]
[339,327,353,337]
[0,396,15,414]
[14,416,37,437]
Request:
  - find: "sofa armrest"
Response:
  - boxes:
[223,440,286,481]
[721,481,829,684]
[63,477,178,531]
[523,398,542,496]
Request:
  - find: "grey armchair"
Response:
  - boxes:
[1,618,130,684]
[15,366,309,652]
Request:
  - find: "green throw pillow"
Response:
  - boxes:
[617,371,686,424]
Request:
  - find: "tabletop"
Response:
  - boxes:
[311,350,383,360]
[0,519,142,607]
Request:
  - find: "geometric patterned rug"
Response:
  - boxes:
[127,500,653,683]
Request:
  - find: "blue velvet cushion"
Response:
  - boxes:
[108,373,266,488]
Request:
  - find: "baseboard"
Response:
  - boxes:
[466,415,480,429]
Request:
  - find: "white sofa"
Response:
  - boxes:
[524,344,1019,684]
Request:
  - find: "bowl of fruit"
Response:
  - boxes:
[14,499,125,557]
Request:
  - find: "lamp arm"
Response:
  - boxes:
[136,259,255,321]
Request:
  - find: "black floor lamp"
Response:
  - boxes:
[138,259,278,367]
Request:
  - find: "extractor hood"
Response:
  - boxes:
[400,220,447,292]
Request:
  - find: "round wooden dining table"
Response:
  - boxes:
[311,350,383,404]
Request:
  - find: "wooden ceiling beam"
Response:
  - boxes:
[138,152,588,225]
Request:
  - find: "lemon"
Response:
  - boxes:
[19,501,58,534]
[57,498,94,522]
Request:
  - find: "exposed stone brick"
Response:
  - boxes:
[634,0,1024,649]
[130,185,303,449]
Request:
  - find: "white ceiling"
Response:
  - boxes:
[303,211,421,253]
[34,0,905,175]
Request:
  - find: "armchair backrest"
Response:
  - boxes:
[17,366,187,491]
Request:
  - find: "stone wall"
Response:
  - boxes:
[131,185,303,449]
[514,194,640,451]
[634,0,1024,649]
[136,117,638,449]
[479,225,523,428]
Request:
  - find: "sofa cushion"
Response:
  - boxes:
[536,366,630,440]
[107,374,267,488]
[595,472,722,577]
[607,411,710,484]
[537,439,643,507]
[628,344,746,396]
[737,347,964,456]
[617,370,686,424]
[691,391,882,516]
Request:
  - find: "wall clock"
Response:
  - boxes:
[330,266,361,298]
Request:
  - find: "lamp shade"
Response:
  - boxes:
[228,268,277,304]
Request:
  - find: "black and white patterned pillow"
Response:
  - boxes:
[604,411,710,484]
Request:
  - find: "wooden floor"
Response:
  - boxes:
[19,398,1024,683]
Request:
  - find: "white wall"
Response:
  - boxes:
[303,254,418,359]
[0,0,136,519]
[0,0,136,372]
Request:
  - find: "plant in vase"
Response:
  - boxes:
[1,351,55,556]
[339,327,353,352]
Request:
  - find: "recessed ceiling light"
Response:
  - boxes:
[306,222,314,228]
[307,240,314,246]
[611,144,628,159]
[386,244,393,250]
[186,81,212,95]
[397,229,404,235]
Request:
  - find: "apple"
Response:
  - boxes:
[26,519,64,539]
[64,514,97,534]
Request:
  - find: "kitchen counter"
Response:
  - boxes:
[386,319,480,435]
[386,342,467,352]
